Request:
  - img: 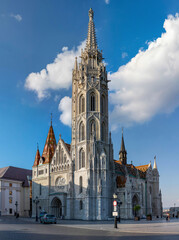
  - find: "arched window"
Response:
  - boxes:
[56,151,59,165]
[90,120,96,137]
[101,122,105,141]
[59,146,61,164]
[90,93,95,111]
[101,95,105,114]
[79,122,85,141]
[79,200,83,210]
[61,149,64,164]
[79,176,82,193]
[79,148,85,169]
[141,184,144,205]
[79,95,85,114]
[64,154,66,163]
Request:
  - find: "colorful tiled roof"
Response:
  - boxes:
[136,164,149,172]
[42,124,57,164]
[114,161,147,179]
[33,148,40,167]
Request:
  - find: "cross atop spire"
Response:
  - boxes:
[86,8,97,50]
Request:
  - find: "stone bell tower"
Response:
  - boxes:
[71,8,113,220]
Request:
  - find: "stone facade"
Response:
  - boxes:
[32,8,162,220]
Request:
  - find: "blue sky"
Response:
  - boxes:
[1,0,179,208]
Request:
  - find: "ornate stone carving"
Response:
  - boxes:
[55,177,66,191]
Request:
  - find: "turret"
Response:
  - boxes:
[119,129,127,165]
[33,144,40,167]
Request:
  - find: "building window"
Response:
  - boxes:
[64,154,67,163]
[79,149,85,169]
[79,122,85,141]
[39,170,44,175]
[9,197,12,204]
[9,191,12,195]
[101,122,105,141]
[90,120,96,137]
[45,169,47,174]
[79,200,83,210]
[79,95,85,113]
[141,184,144,205]
[61,149,64,164]
[9,183,12,187]
[9,208,12,214]
[79,176,82,193]
[101,95,105,114]
[34,171,36,177]
[90,93,95,111]
[56,151,59,165]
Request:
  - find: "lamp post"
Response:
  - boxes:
[15,201,18,217]
[33,196,39,222]
[113,193,118,229]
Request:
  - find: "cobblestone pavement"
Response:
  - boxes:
[0,216,179,240]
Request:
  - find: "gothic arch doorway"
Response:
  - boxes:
[51,197,62,218]
[132,194,139,216]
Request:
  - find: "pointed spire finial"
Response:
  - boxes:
[37,143,39,150]
[153,155,157,169]
[86,8,97,50]
[74,57,78,71]
[89,8,94,20]
[122,127,123,135]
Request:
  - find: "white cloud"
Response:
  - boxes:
[122,52,128,59]
[109,13,179,130]
[25,40,86,99]
[10,14,22,22]
[58,96,72,127]
[54,95,61,102]
[105,0,110,4]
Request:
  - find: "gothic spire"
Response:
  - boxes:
[74,57,78,71]
[120,128,126,152]
[119,129,127,165]
[42,121,57,164]
[33,144,40,167]
[86,8,97,50]
[153,155,157,170]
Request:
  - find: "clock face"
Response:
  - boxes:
[55,177,66,191]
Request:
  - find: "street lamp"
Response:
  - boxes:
[113,193,118,229]
[33,196,39,222]
[15,201,18,217]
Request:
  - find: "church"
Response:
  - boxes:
[32,8,162,220]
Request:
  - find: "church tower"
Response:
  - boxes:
[71,8,113,220]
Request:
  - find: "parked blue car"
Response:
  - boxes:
[41,214,57,224]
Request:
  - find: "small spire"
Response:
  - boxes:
[119,128,127,165]
[148,160,151,168]
[120,128,125,152]
[37,143,39,150]
[74,57,78,71]
[153,155,157,169]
